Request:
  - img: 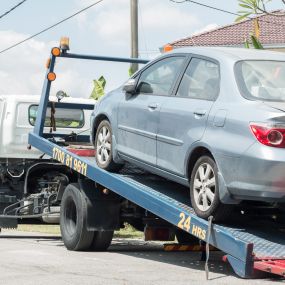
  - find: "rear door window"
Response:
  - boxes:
[177,58,220,101]
[29,105,84,128]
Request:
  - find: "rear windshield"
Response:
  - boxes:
[29,105,84,128]
[235,60,285,102]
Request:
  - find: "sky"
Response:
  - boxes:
[0,0,282,98]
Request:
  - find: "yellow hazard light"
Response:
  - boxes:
[163,44,173,53]
[47,72,56,81]
[60,37,70,51]
[51,47,61,57]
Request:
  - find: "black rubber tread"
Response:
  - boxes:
[190,156,232,222]
[95,120,123,172]
[91,230,114,251]
[60,183,94,251]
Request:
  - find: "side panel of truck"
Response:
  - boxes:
[0,100,5,153]
[0,100,93,159]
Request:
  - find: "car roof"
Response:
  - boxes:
[170,46,285,62]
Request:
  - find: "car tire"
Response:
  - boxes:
[190,156,231,222]
[91,230,114,251]
[60,183,94,251]
[95,120,122,171]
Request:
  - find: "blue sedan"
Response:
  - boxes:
[91,47,285,221]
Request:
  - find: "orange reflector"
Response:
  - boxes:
[164,244,218,252]
[47,72,56,81]
[46,58,51,69]
[51,47,61,57]
[163,44,173,53]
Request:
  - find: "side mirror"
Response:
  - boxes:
[123,79,137,94]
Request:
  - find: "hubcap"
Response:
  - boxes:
[96,126,111,165]
[193,163,216,212]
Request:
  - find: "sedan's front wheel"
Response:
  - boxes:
[190,156,231,222]
[95,120,122,171]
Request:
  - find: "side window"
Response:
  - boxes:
[28,105,85,128]
[177,58,220,100]
[137,57,185,96]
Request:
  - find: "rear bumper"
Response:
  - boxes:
[223,142,285,202]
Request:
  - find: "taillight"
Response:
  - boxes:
[250,123,285,148]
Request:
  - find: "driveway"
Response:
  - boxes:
[0,230,282,285]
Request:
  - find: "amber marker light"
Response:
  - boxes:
[60,37,70,51]
[51,47,61,57]
[47,72,56,81]
[163,44,173,53]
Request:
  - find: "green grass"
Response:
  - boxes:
[17,223,144,239]
[17,224,61,235]
[114,223,144,238]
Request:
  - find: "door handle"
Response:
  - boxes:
[193,110,207,117]
[148,103,159,110]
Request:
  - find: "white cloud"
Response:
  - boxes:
[75,0,201,49]
[0,30,92,97]
[192,23,219,36]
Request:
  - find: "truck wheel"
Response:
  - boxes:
[91,230,114,251]
[95,120,122,171]
[60,183,94,251]
[190,156,231,222]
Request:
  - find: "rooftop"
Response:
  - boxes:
[169,10,285,48]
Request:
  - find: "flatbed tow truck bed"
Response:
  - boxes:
[15,45,285,279]
[27,134,285,278]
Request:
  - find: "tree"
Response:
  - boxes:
[236,0,277,49]
[90,76,106,100]
[237,0,285,20]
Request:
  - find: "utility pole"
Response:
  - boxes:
[130,0,139,73]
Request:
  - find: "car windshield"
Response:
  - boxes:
[236,60,285,102]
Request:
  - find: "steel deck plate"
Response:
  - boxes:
[118,164,285,260]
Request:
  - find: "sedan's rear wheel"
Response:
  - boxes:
[190,156,231,222]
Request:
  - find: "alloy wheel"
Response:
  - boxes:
[96,126,111,165]
[193,162,216,212]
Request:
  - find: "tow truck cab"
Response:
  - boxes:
[0,94,94,215]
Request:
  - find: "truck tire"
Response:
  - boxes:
[95,120,122,171]
[60,183,94,251]
[91,230,114,251]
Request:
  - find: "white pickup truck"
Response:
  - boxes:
[0,95,94,221]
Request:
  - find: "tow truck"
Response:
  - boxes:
[2,39,285,279]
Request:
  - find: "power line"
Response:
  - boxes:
[0,0,104,55]
[0,0,27,20]
[170,0,239,17]
[169,0,285,30]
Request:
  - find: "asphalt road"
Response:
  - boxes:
[0,230,282,285]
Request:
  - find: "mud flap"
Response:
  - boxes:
[79,179,120,231]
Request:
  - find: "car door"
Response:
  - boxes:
[157,57,220,176]
[117,56,186,165]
